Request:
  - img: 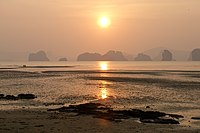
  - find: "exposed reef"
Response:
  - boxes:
[48,102,183,124]
[0,94,36,100]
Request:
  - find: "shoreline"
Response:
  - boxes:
[0,68,200,132]
[0,109,199,133]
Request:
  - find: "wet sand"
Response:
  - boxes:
[0,109,199,133]
[0,69,200,132]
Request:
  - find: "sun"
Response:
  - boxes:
[98,16,111,28]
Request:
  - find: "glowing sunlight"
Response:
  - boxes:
[101,88,107,99]
[99,62,108,70]
[98,16,111,28]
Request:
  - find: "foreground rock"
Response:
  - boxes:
[17,94,36,99]
[0,94,36,100]
[191,117,200,120]
[28,51,49,61]
[48,102,183,124]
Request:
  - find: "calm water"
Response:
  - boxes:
[1,61,200,71]
[0,61,200,127]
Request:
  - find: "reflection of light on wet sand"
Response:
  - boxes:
[98,80,109,99]
[99,62,108,70]
[101,89,107,99]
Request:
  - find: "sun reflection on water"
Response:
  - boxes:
[99,62,108,71]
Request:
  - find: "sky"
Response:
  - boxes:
[0,0,200,60]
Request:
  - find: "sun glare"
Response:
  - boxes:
[100,62,108,70]
[101,89,107,99]
[99,16,111,28]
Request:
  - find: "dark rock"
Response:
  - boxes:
[141,111,166,119]
[146,106,150,109]
[5,95,18,100]
[59,58,67,61]
[48,102,182,124]
[190,49,200,61]
[140,118,179,124]
[134,53,152,61]
[162,50,173,61]
[0,94,4,98]
[191,117,200,120]
[0,94,36,100]
[17,94,36,99]
[28,51,49,61]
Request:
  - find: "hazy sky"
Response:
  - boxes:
[0,0,200,60]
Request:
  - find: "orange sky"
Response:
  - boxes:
[0,0,200,60]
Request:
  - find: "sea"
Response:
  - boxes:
[0,61,200,127]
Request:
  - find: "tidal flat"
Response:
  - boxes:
[0,68,200,132]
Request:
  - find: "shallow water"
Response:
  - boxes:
[0,61,200,127]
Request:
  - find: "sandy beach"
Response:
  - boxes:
[0,109,199,133]
[0,63,200,132]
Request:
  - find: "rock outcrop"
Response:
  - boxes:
[102,50,127,61]
[48,102,183,124]
[28,51,49,61]
[162,50,173,61]
[190,49,200,61]
[0,94,36,100]
[134,53,152,61]
[77,53,102,61]
[59,58,67,61]
[77,50,127,61]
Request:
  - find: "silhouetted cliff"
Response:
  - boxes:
[101,50,127,61]
[134,53,152,61]
[143,47,189,61]
[77,53,102,61]
[59,58,67,61]
[190,48,200,61]
[77,50,127,61]
[28,51,49,61]
[162,50,173,61]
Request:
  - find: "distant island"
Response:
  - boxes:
[134,53,152,61]
[77,50,127,61]
[161,50,173,61]
[77,53,102,61]
[28,51,49,61]
[3,47,196,61]
[59,58,68,61]
[189,48,200,61]
[77,48,200,61]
